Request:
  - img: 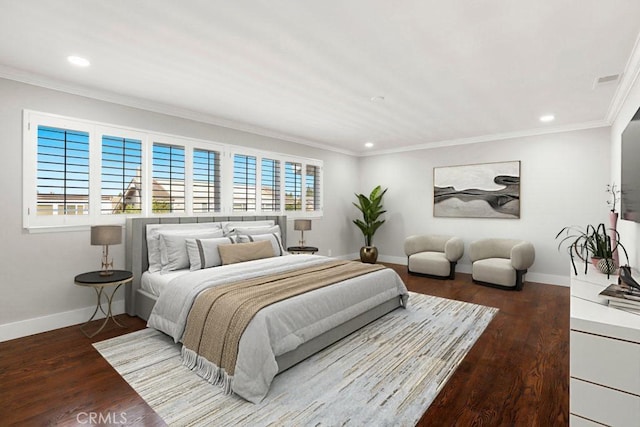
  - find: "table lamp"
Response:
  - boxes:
[91,225,122,276]
[294,219,311,247]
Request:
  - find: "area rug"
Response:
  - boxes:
[94,292,497,426]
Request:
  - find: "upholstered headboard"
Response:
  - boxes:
[124,215,287,316]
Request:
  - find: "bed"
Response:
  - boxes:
[124,215,409,402]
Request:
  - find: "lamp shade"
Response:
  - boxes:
[294,219,312,231]
[91,225,122,246]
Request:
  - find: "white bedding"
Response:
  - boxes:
[147,254,409,402]
[141,270,190,296]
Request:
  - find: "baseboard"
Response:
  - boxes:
[0,299,125,342]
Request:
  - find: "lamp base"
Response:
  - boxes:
[99,270,114,276]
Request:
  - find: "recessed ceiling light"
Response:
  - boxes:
[67,55,90,67]
[370,96,385,102]
[539,114,555,123]
[364,142,374,148]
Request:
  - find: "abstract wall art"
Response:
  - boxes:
[433,161,520,219]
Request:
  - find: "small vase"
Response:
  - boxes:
[360,246,378,264]
[609,211,619,268]
[597,258,616,275]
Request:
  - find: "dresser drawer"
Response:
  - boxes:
[570,378,640,426]
[570,331,640,394]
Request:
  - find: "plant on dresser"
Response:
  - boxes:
[555,223,628,276]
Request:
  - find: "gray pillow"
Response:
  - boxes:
[146,223,222,272]
[159,229,224,272]
[186,236,236,271]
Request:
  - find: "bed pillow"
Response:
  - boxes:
[222,220,275,235]
[232,225,281,236]
[186,236,236,271]
[159,229,224,273]
[218,240,275,265]
[236,232,286,256]
[146,223,223,272]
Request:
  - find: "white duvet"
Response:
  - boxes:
[147,254,409,402]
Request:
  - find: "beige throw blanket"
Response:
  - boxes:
[181,260,385,393]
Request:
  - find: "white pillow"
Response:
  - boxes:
[232,225,281,236]
[223,220,275,235]
[146,223,222,272]
[186,236,237,271]
[158,229,224,273]
[236,231,286,256]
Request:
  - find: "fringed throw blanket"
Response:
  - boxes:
[181,260,385,395]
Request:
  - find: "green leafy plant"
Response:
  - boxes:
[353,185,388,247]
[556,223,628,275]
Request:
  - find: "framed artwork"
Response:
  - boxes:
[433,161,520,219]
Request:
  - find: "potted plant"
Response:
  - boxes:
[555,223,628,276]
[353,185,387,263]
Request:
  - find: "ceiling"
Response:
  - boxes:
[1,1,640,155]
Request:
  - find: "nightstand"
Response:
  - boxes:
[74,270,133,338]
[287,246,319,254]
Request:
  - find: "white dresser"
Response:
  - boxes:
[570,266,640,426]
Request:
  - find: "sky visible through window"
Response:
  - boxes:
[37,125,89,215]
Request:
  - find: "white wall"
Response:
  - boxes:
[0,78,360,341]
[357,127,612,284]
[0,74,618,341]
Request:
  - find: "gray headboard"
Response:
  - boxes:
[124,215,287,316]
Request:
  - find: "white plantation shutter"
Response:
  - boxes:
[101,135,143,214]
[305,164,321,212]
[285,161,302,211]
[152,142,185,213]
[261,158,281,212]
[233,154,257,212]
[193,148,221,213]
[36,125,90,216]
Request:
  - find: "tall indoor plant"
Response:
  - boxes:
[353,185,387,263]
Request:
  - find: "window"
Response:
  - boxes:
[36,125,90,216]
[305,164,321,212]
[152,143,185,213]
[101,135,142,214]
[24,111,323,231]
[233,154,256,211]
[193,148,221,213]
[261,158,280,211]
[285,161,302,211]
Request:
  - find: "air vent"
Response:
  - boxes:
[593,74,620,89]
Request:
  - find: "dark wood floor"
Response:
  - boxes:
[0,265,569,426]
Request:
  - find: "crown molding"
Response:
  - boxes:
[360,120,610,157]
[0,65,358,157]
[0,64,616,159]
[606,31,640,124]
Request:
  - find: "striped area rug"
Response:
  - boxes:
[94,292,497,426]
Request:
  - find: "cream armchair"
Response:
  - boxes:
[404,235,464,279]
[469,238,535,290]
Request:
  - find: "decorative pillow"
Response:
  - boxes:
[159,229,224,273]
[222,220,275,235]
[236,232,286,256]
[218,240,275,265]
[146,223,222,272]
[186,236,236,271]
[232,225,282,236]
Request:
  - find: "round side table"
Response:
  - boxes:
[287,246,319,254]
[74,270,132,338]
